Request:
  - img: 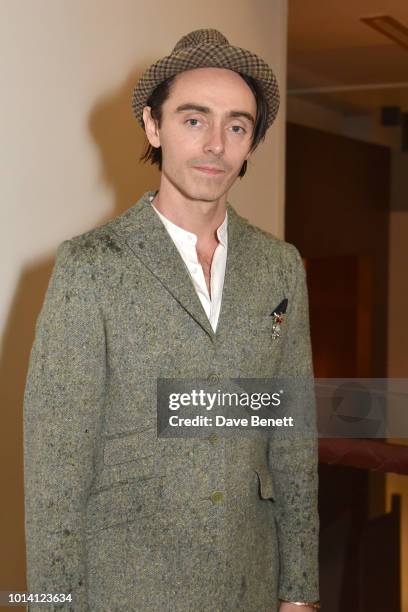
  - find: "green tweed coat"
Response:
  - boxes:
[23,190,319,611]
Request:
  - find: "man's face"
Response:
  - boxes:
[143,67,257,203]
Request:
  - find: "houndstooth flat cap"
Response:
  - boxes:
[131,28,280,131]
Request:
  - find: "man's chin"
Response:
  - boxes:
[190,192,222,203]
[163,170,235,203]
[184,181,231,203]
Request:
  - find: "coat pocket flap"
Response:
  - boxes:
[254,465,275,500]
[103,428,155,466]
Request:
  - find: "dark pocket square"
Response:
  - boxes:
[270,298,288,316]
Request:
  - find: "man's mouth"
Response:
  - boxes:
[193,166,225,175]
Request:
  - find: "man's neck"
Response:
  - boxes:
[151,180,227,249]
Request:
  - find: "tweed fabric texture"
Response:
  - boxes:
[131,28,280,130]
[23,191,319,611]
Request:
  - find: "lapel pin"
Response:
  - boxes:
[270,298,288,339]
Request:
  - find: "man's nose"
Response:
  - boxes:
[203,124,225,156]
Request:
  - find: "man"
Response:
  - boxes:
[24,29,320,611]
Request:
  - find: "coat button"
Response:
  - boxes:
[210,490,224,505]
[207,373,220,384]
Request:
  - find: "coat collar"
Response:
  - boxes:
[110,190,253,341]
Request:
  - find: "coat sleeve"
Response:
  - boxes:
[267,244,320,604]
[23,239,106,611]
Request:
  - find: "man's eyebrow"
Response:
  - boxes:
[175,103,255,125]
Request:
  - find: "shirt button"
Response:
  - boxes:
[207,373,220,384]
[210,490,224,505]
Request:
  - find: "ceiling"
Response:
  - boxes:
[287,0,408,115]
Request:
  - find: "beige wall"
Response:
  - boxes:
[0,0,287,600]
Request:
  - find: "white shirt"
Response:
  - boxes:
[149,195,228,333]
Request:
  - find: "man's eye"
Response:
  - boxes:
[186,118,201,127]
[230,125,246,134]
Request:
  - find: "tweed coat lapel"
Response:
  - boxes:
[111,191,249,342]
[214,204,250,339]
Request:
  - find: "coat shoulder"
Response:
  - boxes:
[55,212,132,268]
[233,208,304,273]
[56,193,154,267]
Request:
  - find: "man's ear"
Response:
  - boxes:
[142,106,161,148]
